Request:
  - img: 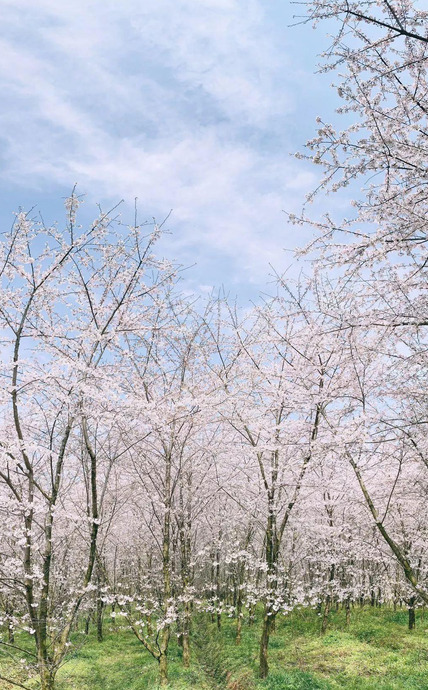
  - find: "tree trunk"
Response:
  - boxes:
[248,604,255,626]
[157,449,172,686]
[159,651,168,686]
[181,601,191,667]
[236,591,243,645]
[408,597,416,630]
[321,599,331,635]
[7,613,14,644]
[209,551,215,623]
[146,611,153,637]
[258,490,278,679]
[97,597,104,642]
[216,536,221,631]
[182,629,190,667]
[321,563,335,634]
[96,561,105,642]
[345,598,351,627]
[178,475,193,668]
[259,606,275,679]
[39,661,55,690]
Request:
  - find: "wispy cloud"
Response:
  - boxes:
[0,0,326,294]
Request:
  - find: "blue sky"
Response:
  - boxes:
[0,0,340,300]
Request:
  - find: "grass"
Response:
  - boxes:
[56,629,210,690]
[1,607,428,689]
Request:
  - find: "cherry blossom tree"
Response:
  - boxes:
[0,193,175,690]
[290,0,428,610]
[204,282,349,678]
[103,298,221,685]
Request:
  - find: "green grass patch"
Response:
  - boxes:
[1,607,428,689]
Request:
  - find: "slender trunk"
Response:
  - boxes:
[345,598,351,627]
[158,449,172,686]
[236,592,243,645]
[159,649,169,686]
[236,613,243,645]
[258,495,277,679]
[38,511,54,685]
[96,562,104,642]
[5,604,14,644]
[8,623,14,644]
[210,551,215,623]
[54,417,99,661]
[146,612,153,637]
[321,599,331,635]
[259,606,276,679]
[182,623,191,668]
[181,596,192,667]
[39,660,56,690]
[408,597,416,630]
[236,547,248,641]
[248,603,255,626]
[84,612,91,635]
[216,535,221,631]
[97,597,104,642]
[178,474,192,667]
[321,563,335,635]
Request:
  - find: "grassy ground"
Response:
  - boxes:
[1,607,428,689]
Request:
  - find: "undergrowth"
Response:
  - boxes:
[1,606,427,689]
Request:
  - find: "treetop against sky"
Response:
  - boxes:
[0,0,341,299]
